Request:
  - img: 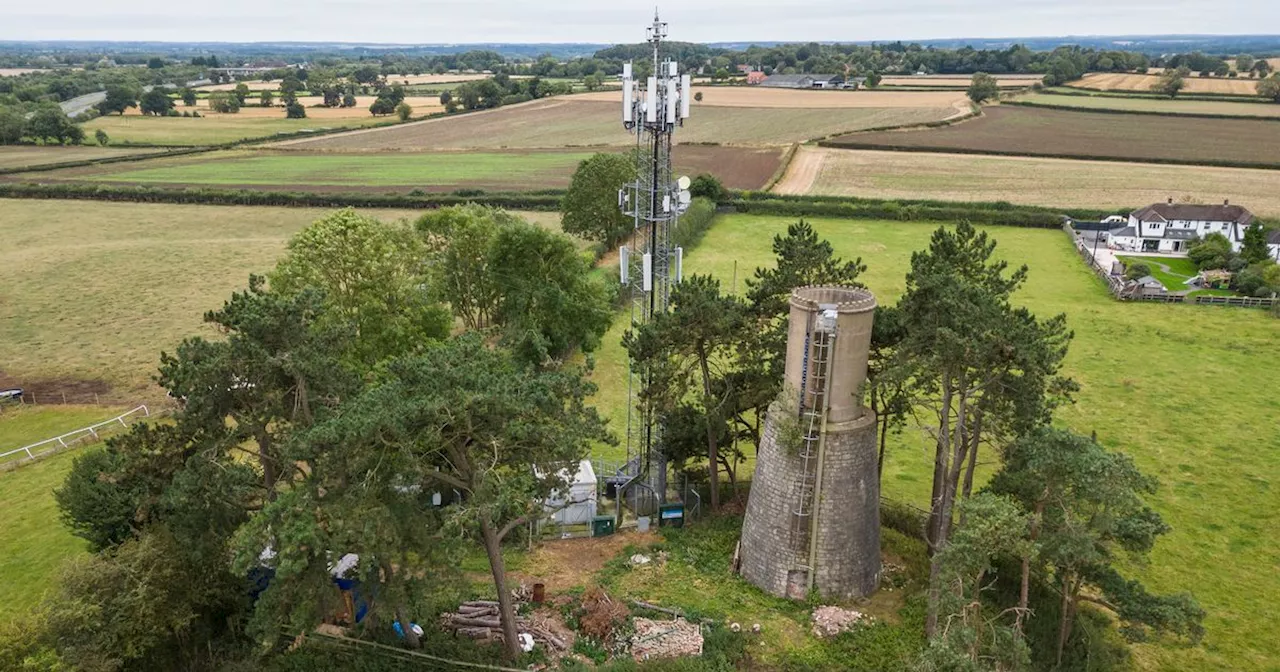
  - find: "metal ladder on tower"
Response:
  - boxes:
[791,316,836,549]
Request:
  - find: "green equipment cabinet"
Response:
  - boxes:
[658,503,685,528]
[592,515,616,537]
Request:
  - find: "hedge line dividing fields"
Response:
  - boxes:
[823,106,1280,169]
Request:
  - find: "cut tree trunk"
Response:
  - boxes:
[481,519,521,659]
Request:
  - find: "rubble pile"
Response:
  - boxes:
[630,617,704,661]
[810,605,872,638]
[440,600,567,652]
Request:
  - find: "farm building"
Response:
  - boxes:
[760,73,846,89]
[1109,199,1254,254]
[746,71,767,85]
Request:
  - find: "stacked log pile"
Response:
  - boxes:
[441,601,567,652]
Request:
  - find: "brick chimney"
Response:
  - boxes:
[1224,199,1230,206]
[1167,197,1174,204]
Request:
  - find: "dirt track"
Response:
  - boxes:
[772,146,825,195]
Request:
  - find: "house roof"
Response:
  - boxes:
[1130,203,1254,226]
[1268,229,1280,245]
[1134,275,1163,287]
[1109,226,1138,238]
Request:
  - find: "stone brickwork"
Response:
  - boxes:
[739,408,881,600]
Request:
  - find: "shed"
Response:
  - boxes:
[542,459,598,526]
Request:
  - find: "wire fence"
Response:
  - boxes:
[0,405,149,471]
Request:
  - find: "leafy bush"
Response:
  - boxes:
[688,174,727,202]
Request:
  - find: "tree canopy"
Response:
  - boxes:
[560,152,638,249]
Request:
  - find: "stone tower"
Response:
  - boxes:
[738,286,881,600]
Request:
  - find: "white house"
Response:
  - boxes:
[1108,199,1255,254]
[1270,229,1280,262]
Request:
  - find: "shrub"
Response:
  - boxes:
[688,174,727,202]
[1124,262,1152,280]
[94,129,110,146]
[285,102,306,119]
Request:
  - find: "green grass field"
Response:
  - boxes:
[589,215,1280,671]
[0,146,159,170]
[1118,255,1201,290]
[82,114,391,146]
[82,150,595,189]
[0,406,126,614]
[1013,92,1280,117]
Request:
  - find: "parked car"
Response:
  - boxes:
[1102,215,1126,224]
[0,388,23,403]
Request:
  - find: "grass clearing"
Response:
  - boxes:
[826,106,1280,168]
[1117,255,1199,290]
[587,214,1280,671]
[278,99,959,150]
[83,113,393,146]
[1012,91,1280,117]
[0,405,127,616]
[789,147,1280,218]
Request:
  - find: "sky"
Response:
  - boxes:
[2,0,1278,44]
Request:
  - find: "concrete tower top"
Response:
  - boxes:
[784,286,877,425]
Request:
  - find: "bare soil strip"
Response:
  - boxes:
[771,145,826,195]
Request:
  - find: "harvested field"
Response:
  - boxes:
[0,145,158,170]
[1074,72,1263,96]
[1011,92,1280,117]
[0,68,47,77]
[880,75,1040,88]
[82,113,392,146]
[196,74,492,92]
[826,106,1280,168]
[21,145,782,191]
[151,96,444,119]
[785,147,1280,217]
[570,86,970,109]
[279,98,959,150]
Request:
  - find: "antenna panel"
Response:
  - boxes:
[680,74,692,118]
[620,245,630,285]
[642,253,653,291]
[666,77,678,124]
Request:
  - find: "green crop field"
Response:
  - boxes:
[82,114,391,146]
[79,150,596,190]
[791,147,1280,218]
[588,215,1280,671]
[827,106,1280,168]
[1012,92,1280,117]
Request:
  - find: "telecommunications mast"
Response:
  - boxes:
[618,9,693,514]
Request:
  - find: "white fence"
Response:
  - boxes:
[0,405,150,465]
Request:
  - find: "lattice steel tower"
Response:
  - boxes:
[618,9,693,513]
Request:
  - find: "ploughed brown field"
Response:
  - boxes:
[825,106,1280,168]
[275,98,960,149]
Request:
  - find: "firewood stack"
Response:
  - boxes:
[441,601,567,652]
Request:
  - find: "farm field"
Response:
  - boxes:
[1012,91,1280,117]
[826,106,1280,168]
[82,112,393,146]
[15,145,784,191]
[633,214,1276,672]
[572,86,972,110]
[194,73,493,91]
[278,98,960,150]
[777,147,1280,217]
[0,145,159,170]
[1074,72,1264,95]
[149,95,444,119]
[880,74,1041,87]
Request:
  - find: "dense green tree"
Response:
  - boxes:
[302,335,609,658]
[417,204,517,329]
[93,128,109,146]
[97,85,138,115]
[989,428,1205,665]
[351,64,380,84]
[369,96,396,116]
[233,82,250,105]
[25,105,83,144]
[139,88,174,116]
[0,106,27,144]
[1241,222,1270,263]
[395,101,412,121]
[918,493,1034,671]
[966,71,1000,103]
[1236,54,1256,72]
[583,73,602,91]
[1151,66,1188,98]
[893,222,1072,637]
[1188,232,1234,269]
[867,304,911,481]
[688,173,727,202]
[490,222,613,366]
[1124,262,1152,280]
[1258,74,1280,103]
[272,209,451,369]
[181,87,197,106]
[208,91,240,113]
[284,101,305,118]
[625,275,748,509]
[147,56,165,69]
[560,152,637,248]
[259,89,273,107]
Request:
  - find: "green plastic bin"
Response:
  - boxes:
[592,515,616,537]
[658,503,685,528]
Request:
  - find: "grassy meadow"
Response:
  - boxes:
[0,145,160,170]
[589,215,1280,671]
[82,113,391,146]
